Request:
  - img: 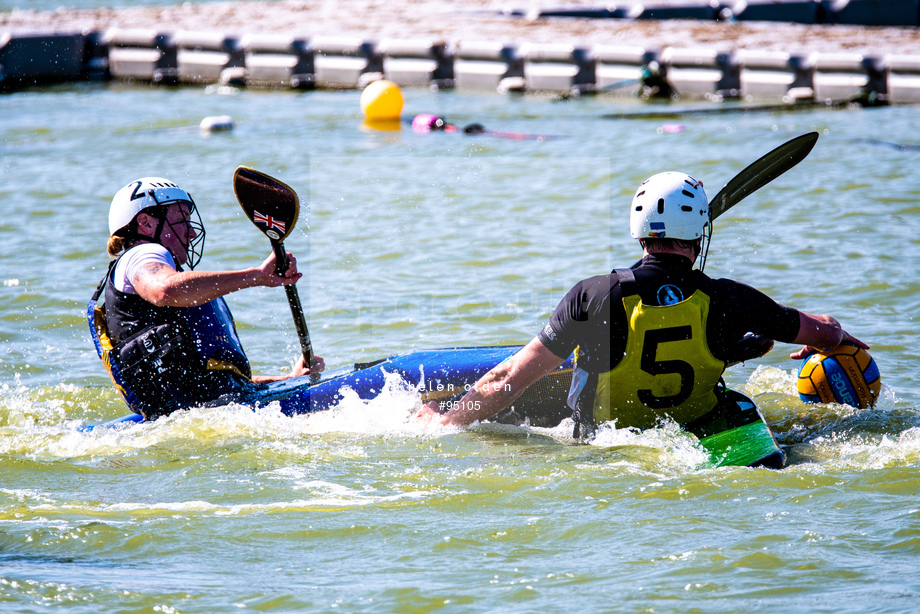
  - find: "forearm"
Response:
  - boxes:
[794,312,843,352]
[146,268,264,307]
[251,373,289,384]
[440,364,524,425]
[437,338,567,426]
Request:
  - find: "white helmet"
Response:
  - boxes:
[629,172,709,241]
[109,177,195,237]
[109,177,205,269]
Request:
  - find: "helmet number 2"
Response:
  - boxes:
[638,326,694,409]
[129,180,145,201]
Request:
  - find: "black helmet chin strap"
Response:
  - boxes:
[142,189,173,248]
[118,208,169,248]
[150,212,170,245]
[697,213,713,273]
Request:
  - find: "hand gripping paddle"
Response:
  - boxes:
[232,166,319,380]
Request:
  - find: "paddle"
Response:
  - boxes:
[708,131,819,221]
[232,166,319,380]
[690,131,818,361]
[631,130,819,271]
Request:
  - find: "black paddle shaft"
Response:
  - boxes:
[271,239,317,375]
[233,165,319,380]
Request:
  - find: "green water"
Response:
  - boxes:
[2,80,919,612]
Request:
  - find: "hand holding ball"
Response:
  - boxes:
[797,342,881,409]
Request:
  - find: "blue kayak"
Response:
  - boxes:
[84,345,785,469]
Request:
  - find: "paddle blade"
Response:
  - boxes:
[710,131,818,220]
[233,166,300,242]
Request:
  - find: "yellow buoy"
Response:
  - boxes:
[360,80,404,122]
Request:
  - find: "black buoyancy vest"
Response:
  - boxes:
[88,257,252,420]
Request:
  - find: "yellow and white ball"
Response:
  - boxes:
[360,80,404,122]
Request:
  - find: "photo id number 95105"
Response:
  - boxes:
[439,400,481,412]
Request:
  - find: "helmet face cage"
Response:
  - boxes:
[146,191,206,270]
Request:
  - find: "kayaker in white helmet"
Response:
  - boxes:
[89,176,324,420]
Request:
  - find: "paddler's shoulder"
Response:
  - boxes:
[565,273,623,302]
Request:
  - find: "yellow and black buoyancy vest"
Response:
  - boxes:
[574,268,726,431]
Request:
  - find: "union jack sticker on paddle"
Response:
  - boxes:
[253,210,286,235]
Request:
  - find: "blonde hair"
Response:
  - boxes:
[107,235,128,258]
[108,214,144,257]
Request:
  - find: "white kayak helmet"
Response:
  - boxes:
[109,177,205,269]
[629,172,710,241]
[109,177,195,236]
